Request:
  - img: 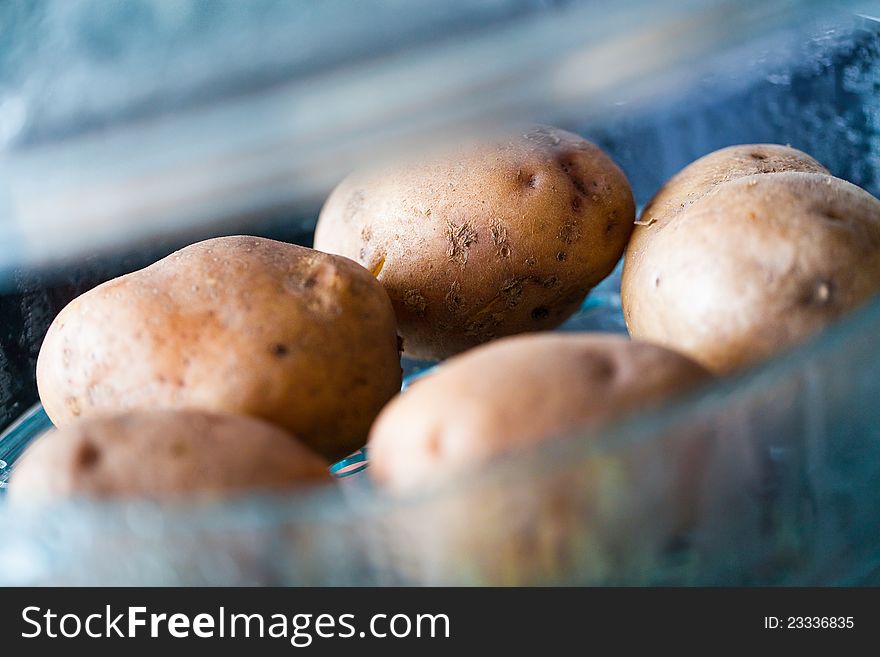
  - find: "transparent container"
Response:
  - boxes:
[1,0,879,584]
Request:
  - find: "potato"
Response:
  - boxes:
[622,151,880,373]
[366,333,711,584]
[633,144,828,232]
[36,236,402,461]
[368,333,709,492]
[314,126,635,360]
[7,409,331,502]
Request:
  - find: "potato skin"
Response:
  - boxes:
[37,236,402,461]
[314,126,635,360]
[8,410,331,502]
[367,333,711,584]
[634,144,828,232]
[368,332,709,492]
[622,169,880,374]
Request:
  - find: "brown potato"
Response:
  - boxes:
[634,143,828,232]
[368,332,709,492]
[7,409,331,502]
[366,333,712,584]
[37,236,402,461]
[314,126,635,360]
[622,163,880,374]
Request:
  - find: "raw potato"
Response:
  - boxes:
[37,236,402,461]
[368,332,710,492]
[314,126,635,360]
[632,143,828,232]
[622,145,880,374]
[367,333,712,585]
[7,409,332,502]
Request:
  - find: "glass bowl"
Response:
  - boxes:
[3,264,880,585]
